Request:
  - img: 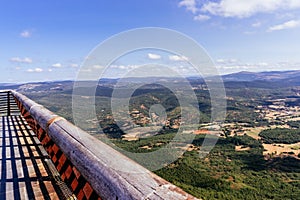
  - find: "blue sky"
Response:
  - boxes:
[1,0,300,82]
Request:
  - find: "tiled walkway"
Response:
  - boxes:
[0,115,72,200]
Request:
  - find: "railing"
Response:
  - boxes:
[5,90,198,200]
[0,91,20,116]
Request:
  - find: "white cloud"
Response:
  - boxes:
[217,63,261,72]
[215,60,300,74]
[93,65,104,69]
[86,64,139,72]
[178,0,198,14]
[216,58,238,64]
[27,68,43,73]
[276,12,295,20]
[180,0,300,21]
[229,58,237,63]
[70,63,79,68]
[23,57,32,63]
[147,53,161,60]
[81,69,92,73]
[252,21,262,27]
[117,65,127,69]
[216,59,226,63]
[20,30,32,38]
[258,62,269,67]
[268,20,300,31]
[169,55,188,61]
[216,58,238,63]
[110,65,139,70]
[230,61,300,73]
[10,57,33,64]
[201,0,300,18]
[52,63,62,68]
[216,59,262,73]
[275,61,300,70]
[194,14,210,21]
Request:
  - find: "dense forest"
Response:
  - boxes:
[114,132,300,199]
[259,128,300,144]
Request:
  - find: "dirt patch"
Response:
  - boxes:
[155,142,164,146]
[235,145,251,151]
[122,136,139,141]
[186,144,199,151]
[193,129,222,136]
[139,145,152,150]
[230,182,246,190]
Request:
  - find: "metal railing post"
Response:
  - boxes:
[7,91,10,116]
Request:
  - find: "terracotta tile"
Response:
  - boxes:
[71,178,79,191]
[52,155,57,163]
[73,166,81,179]
[52,144,59,154]
[61,173,66,181]
[65,165,73,179]
[77,189,85,200]
[59,154,67,164]
[83,183,93,199]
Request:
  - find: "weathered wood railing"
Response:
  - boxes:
[8,90,198,200]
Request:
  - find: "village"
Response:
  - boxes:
[221,98,300,159]
[114,97,300,159]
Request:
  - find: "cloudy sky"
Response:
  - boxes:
[1,0,300,82]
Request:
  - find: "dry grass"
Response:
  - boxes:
[244,127,267,140]
[263,142,300,156]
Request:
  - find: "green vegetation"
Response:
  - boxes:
[259,128,300,144]
[113,133,300,199]
[288,121,300,129]
[21,78,300,199]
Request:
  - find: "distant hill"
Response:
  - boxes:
[2,70,300,93]
[220,70,300,89]
[0,81,74,93]
[222,70,300,82]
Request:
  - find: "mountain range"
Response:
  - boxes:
[222,70,300,82]
[1,70,300,92]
